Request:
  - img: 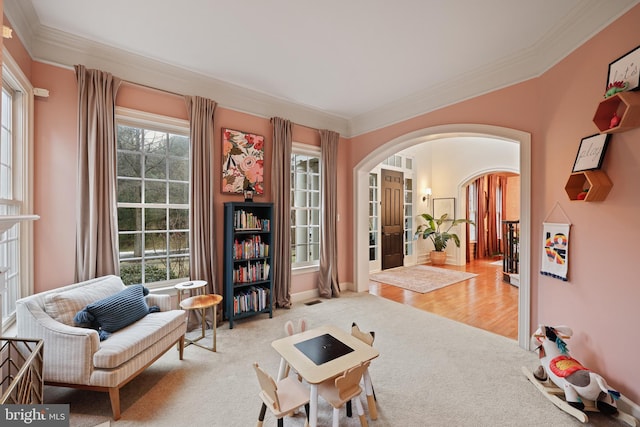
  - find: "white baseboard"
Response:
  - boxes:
[291,288,319,303]
[290,281,358,304]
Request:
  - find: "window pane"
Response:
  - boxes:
[145,155,166,179]
[169,232,189,254]
[290,148,321,267]
[117,207,141,232]
[168,134,189,157]
[169,182,188,204]
[294,244,308,262]
[145,208,166,230]
[169,209,188,230]
[296,210,308,227]
[117,122,190,285]
[170,256,190,280]
[119,260,144,285]
[118,127,142,151]
[145,181,166,203]
[144,130,167,154]
[310,191,319,208]
[119,233,142,259]
[117,152,141,178]
[145,233,167,256]
[118,179,141,203]
[169,157,188,181]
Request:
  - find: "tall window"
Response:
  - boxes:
[368,173,379,261]
[116,112,190,286]
[1,53,33,327]
[290,144,320,269]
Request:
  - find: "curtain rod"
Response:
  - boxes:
[122,80,184,98]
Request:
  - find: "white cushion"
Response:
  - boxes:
[44,276,125,326]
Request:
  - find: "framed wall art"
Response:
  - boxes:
[433,197,455,219]
[222,128,265,195]
[607,44,640,91]
[571,133,611,173]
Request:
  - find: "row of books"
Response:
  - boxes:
[233,286,270,314]
[233,210,271,231]
[232,261,270,283]
[232,236,270,260]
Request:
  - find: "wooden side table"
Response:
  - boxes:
[179,294,223,352]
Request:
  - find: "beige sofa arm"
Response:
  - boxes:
[145,294,172,311]
[17,300,100,384]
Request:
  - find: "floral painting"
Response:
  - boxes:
[222,128,264,194]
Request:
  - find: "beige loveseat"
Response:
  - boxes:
[16,275,187,419]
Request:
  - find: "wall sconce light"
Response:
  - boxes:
[422,187,432,203]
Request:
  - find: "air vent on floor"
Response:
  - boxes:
[304,299,322,306]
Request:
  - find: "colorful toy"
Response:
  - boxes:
[604,80,629,98]
[523,325,637,426]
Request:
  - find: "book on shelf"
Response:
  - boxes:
[234,210,271,231]
[233,286,270,314]
[232,261,270,283]
[232,236,269,260]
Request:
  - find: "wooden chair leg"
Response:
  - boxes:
[277,417,284,427]
[354,397,369,427]
[179,336,185,360]
[257,403,266,427]
[332,407,340,427]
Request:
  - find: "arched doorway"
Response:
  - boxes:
[353,124,531,349]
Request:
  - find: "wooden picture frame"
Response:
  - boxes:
[222,128,265,194]
[607,45,640,91]
[571,133,611,173]
[433,197,455,219]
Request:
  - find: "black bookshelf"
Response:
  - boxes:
[223,202,273,328]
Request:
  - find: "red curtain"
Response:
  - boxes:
[475,177,487,259]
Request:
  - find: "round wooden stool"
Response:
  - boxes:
[179,294,223,352]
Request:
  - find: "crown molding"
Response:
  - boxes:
[346,0,640,136]
[4,0,639,138]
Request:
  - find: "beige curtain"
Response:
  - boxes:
[271,117,292,308]
[74,65,122,282]
[185,96,219,324]
[318,129,340,297]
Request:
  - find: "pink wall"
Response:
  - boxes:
[25,65,325,295]
[6,4,640,403]
[31,63,78,291]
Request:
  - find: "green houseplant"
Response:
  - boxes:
[415,213,474,265]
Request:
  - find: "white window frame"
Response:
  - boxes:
[290,142,321,272]
[1,49,35,331]
[115,107,190,289]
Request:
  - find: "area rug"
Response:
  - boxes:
[369,265,477,293]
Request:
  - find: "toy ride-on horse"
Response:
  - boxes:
[522,325,637,426]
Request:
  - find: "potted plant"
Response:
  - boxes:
[414,213,474,265]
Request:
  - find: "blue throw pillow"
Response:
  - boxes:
[73,284,157,340]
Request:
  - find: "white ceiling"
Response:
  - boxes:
[4,0,639,136]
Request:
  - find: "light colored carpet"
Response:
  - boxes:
[369,265,478,293]
[44,292,631,426]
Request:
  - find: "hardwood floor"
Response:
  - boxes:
[368,258,519,340]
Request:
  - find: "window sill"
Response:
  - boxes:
[292,265,319,275]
